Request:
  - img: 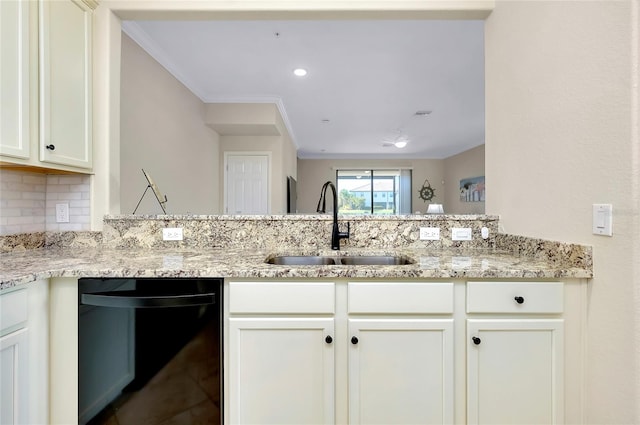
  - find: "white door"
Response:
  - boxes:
[467,319,564,425]
[229,317,335,425]
[225,154,270,214]
[348,319,454,425]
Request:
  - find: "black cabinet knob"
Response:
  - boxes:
[351,336,359,345]
[45,144,55,150]
[472,336,481,345]
[514,296,525,304]
[325,335,333,344]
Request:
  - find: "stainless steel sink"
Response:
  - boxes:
[266,256,337,265]
[265,255,415,266]
[339,255,415,265]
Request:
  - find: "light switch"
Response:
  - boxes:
[592,204,613,236]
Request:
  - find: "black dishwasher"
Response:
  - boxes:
[78,278,222,425]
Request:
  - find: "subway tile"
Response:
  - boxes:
[57,192,82,201]
[1,208,22,217]
[57,176,84,185]
[23,175,47,185]
[0,172,22,183]
[59,223,82,231]
[47,185,70,193]
[23,192,46,200]
[1,169,92,236]
[7,216,36,225]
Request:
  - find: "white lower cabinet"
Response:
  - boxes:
[228,281,336,424]
[466,319,564,425]
[466,281,565,425]
[348,318,454,425]
[0,280,49,425]
[226,280,573,425]
[0,328,28,425]
[229,318,335,424]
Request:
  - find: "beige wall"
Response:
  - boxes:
[297,158,445,214]
[485,1,640,423]
[443,144,485,214]
[120,33,220,214]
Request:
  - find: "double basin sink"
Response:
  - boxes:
[266,254,415,266]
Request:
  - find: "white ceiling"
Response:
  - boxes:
[122,19,485,159]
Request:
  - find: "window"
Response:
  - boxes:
[336,169,412,215]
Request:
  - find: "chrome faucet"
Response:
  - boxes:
[316,181,350,250]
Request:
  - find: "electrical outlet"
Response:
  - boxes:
[162,228,183,241]
[419,227,440,240]
[55,203,70,223]
[451,227,472,241]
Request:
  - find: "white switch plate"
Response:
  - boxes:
[55,203,69,223]
[419,227,440,240]
[592,204,613,236]
[163,228,183,241]
[451,227,472,241]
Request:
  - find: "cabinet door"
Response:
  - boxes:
[0,329,28,425]
[467,319,564,425]
[0,0,30,159]
[39,0,92,169]
[348,319,454,425]
[229,317,334,425]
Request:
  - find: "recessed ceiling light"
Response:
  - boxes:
[394,140,408,148]
[321,119,330,124]
[293,68,308,77]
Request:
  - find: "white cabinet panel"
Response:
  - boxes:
[0,0,30,159]
[467,319,564,425]
[229,317,335,424]
[229,281,335,314]
[39,0,92,169]
[467,281,564,314]
[348,319,454,425]
[348,281,453,314]
[0,329,28,425]
[0,289,27,335]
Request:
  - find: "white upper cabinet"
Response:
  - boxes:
[0,0,95,172]
[0,0,31,159]
[39,0,92,169]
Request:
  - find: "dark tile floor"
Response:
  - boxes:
[89,318,221,425]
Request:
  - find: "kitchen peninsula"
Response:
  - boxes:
[0,214,592,425]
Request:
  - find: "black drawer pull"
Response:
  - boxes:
[472,336,481,345]
[325,335,333,344]
[46,144,55,150]
[514,296,525,304]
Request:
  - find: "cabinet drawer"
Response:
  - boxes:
[0,288,28,334]
[229,281,335,314]
[349,282,454,314]
[467,282,564,314]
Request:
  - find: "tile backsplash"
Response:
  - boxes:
[0,169,91,236]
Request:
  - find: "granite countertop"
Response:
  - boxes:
[0,245,593,291]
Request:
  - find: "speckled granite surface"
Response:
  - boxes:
[102,214,500,249]
[0,231,102,253]
[0,215,593,290]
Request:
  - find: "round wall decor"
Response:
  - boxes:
[418,179,436,202]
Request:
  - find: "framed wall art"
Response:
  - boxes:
[460,176,485,202]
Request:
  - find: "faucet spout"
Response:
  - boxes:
[316,181,350,250]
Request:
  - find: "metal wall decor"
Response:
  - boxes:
[418,179,436,202]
